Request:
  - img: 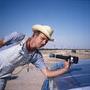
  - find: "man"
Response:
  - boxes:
[0,24,70,90]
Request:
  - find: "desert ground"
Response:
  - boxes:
[5,49,90,90]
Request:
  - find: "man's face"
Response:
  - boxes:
[34,33,49,48]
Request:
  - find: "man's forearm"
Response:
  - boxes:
[42,67,68,78]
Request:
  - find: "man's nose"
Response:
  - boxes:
[42,40,47,45]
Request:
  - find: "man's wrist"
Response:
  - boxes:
[62,67,69,72]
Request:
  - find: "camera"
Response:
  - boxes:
[49,53,79,64]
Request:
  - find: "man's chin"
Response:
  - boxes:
[38,46,43,48]
[36,45,44,49]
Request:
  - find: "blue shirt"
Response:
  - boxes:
[0,32,46,78]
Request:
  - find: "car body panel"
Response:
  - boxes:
[41,59,90,90]
[53,59,90,90]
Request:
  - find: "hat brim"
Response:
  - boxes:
[33,29,54,41]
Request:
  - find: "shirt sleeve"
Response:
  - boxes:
[4,32,25,45]
[32,51,46,70]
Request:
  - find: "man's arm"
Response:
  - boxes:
[0,32,25,47]
[41,61,70,78]
[33,51,70,78]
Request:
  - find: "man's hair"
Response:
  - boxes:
[32,30,41,37]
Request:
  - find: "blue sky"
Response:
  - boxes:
[0,0,90,49]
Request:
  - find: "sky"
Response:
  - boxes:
[0,0,90,49]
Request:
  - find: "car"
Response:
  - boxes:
[41,59,90,90]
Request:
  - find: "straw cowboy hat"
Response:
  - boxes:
[32,24,54,41]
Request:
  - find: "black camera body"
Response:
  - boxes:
[49,54,79,64]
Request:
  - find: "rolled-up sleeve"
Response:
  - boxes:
[32,52,46,70]
[4,32,25,45]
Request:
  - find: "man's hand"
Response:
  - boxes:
[0,39,5,48]
[63,60,71,71]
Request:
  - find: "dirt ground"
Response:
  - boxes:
[5,65,46,90]
[5,49,90,90]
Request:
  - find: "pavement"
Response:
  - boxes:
[5,64,46,90]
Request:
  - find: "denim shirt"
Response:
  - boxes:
[0,32,46,78]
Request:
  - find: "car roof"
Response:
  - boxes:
[53,59,90,90]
